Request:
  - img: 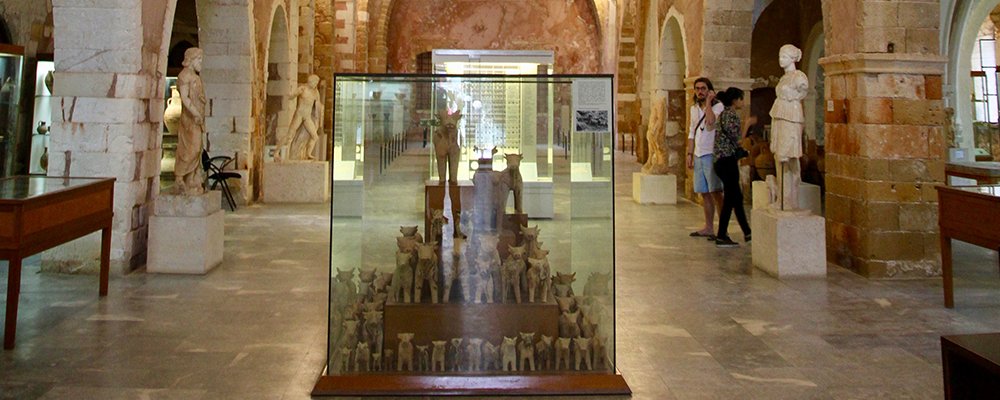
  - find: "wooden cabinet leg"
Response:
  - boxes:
[4,257,22,350]
[100,226,111,296]
[942,235,954,308]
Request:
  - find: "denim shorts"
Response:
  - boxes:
[693,154,723,193]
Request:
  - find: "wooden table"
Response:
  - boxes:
[941,333,1000,399]
[1,176,115,349]
[935,185,1000,308]
[945,161,1000,184]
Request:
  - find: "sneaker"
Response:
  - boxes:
[715,237,739,248]
[744,233,752,243]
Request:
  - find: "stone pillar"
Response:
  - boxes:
[822,54,946,278]
[616,3,639,154]
[44,0,164,274]
[820,0,945,279]
[198,0,255,204]
[335,0,358,72]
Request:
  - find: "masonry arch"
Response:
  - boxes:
[946,0,1000,154]
[255,4,295,200]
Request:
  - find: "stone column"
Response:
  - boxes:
[821,54,946,278]
[820,0,945,279]
[44,0,164,274]
[198,0,255,204]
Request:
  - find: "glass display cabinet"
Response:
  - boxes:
[30,58,54,175]
[314,74,628,396]
[0,44,24,178]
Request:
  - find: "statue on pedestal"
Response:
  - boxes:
[434,109,462,183]
[276,74,323,162]
[642,96,669,174]
[174,47,207,195]
[769,44,809,210]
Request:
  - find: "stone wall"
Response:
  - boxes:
[44,0,175,274]
[384,0,602,73]
[821,0,946,279]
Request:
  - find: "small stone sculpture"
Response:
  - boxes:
[527,256,550,302]
[173,47,207,195]
[520,225,541,254]
[573,337,592,370]
[429,209,447,242]
[358,268,377,302]
[374,272,393,294]
[434,109,462,183]
[431,340,447,372]
[517,332,536,372]
[555,338,572,370]
[536,335,554,370]
[500,336,518,372]
[356,342,371,372]
[501,245,526,303]
[340,346,352,372]
[472,259,495,304]
[554,272,576,296]
[447,238,468,302]
[392,251,413,303]
[559,311,581,338]
[372,352,382,372]
[642,96,669,174]
[583,272,611,297]
[555,296,576,313]
[448,338,464,371]
[276,74,323,161]
[466,338,483,371]
[384,349,395,372]
[414,242,439,303]
[416,345,430,372]
[494,154,524,226]
[363,310,382,351]
[400,226,423,243]
[525,263,541,303]
[342,319,360,349]
[769,44,809,211]
[397,333,415,372]
[482,341,499,370]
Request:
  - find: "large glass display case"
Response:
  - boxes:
[0,45,24,178]
[314,74,627,396]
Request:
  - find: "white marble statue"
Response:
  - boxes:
[769,44,809,210]
[642,96,669,174]
[277,74,323,162]
[174,47,207,195]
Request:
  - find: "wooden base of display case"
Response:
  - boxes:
[311,370,631,396]
[383,302,558,354]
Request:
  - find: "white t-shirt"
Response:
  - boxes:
[688,102,725,157]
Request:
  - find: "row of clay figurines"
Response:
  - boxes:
[392,223,560,304]
[341,332,609,373]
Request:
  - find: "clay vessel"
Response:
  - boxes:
[36,121,49,135]
[163,86,182,134]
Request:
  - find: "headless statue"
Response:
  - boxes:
[434,109,462,183]
[173,47,206,195]
[277,74,323,161]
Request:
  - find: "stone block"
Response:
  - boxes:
[332,179,363,217]
[750,180,821,215]
[860,1,898,27]
[263,161,331,203]
[752,208,827,279]
[155,191,222,217]
[856,26,905,53]
[633,173,677,205]
[897,2,939,28]
[147,201,224,275]
[898,202,937,231]
[925,75,943,100]
[858,74,924,100]
[848,97,892,124]
[892,99,943,125]
[905,28,940,54]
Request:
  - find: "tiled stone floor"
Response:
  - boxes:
[2,152,1000,399]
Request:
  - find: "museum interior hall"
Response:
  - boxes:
[2,0,1000,399]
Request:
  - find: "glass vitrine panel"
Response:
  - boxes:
[326,74,615,382]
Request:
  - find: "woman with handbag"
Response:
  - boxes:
[712,87,754,248]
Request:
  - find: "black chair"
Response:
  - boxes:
[202,150,240,211]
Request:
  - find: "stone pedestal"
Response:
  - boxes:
[632,173,677,204]
[148,191,224,274]
[263,161,331,203]
[333,180,363,217]
[751,208,826,279]
[752,180,822,215]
